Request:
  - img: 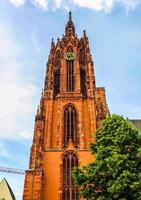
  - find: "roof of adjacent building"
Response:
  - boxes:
[0,178,16,200]
[129,119,141,131]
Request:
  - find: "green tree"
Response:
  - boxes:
[73,115,141,200]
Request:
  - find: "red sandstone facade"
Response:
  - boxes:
[23,12,108,200]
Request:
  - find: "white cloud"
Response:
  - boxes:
[0,23,38,140]
[32,0,48,10]
[8,0,141,12]
[0,74,37,140]
[73,0,104,11]
[0,21,37,200]
[9,0,26,7]
[119,0,140,13]
[54,0,62,8]
[19,131,33,140]
[73,0,141,12]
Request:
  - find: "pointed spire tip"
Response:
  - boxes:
[69,11,72,21]
[83,30,86,37]
[65,11,75,36]
[51,38,54,47]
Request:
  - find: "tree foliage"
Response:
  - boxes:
[72,115,141,200]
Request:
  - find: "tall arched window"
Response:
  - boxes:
[63,105,78,148]
[79,48,85,65]
[80,68,87,98]
[62,151,79,200]
[54,50,61,97]
[66,47,74,91]
[54,69,60,97]
[79,48,83,64]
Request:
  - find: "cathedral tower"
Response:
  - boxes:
[23,12,108,200]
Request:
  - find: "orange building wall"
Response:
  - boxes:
[43,98,97,150]
[42,151,93,200]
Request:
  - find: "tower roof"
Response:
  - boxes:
[68,11,72,22]
[0,178,16,200]
[65,11,75,36]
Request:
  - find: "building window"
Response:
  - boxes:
[63,105,78,148]
[54,50,61,97]
[62,151,79,200]
[80,68,87,98]
[54,69,60,97]
[79,48,85,65]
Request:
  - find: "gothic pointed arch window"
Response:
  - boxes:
[54,50,61,97]
[80,67,87,98]
[63,104,78,148]
[66,47,74,91]
[62,151,79,200]
[79,48,83,64]
[54,69,60,97]
[79,48,85,65]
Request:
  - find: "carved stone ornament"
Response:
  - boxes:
[64,52,76,61]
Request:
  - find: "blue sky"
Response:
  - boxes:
[0,0,141,199]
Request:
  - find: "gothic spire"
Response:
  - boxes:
[69,11,72,22]
[83,30,87,38]
[51,38,54,47]
[65,11,75,36]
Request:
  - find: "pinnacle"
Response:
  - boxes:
[65,11,75,36]
[83,30,86,37]
[51,38,54,45]
[51,38,54,48]
[67,11,73,25]
[69,11,72,22]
